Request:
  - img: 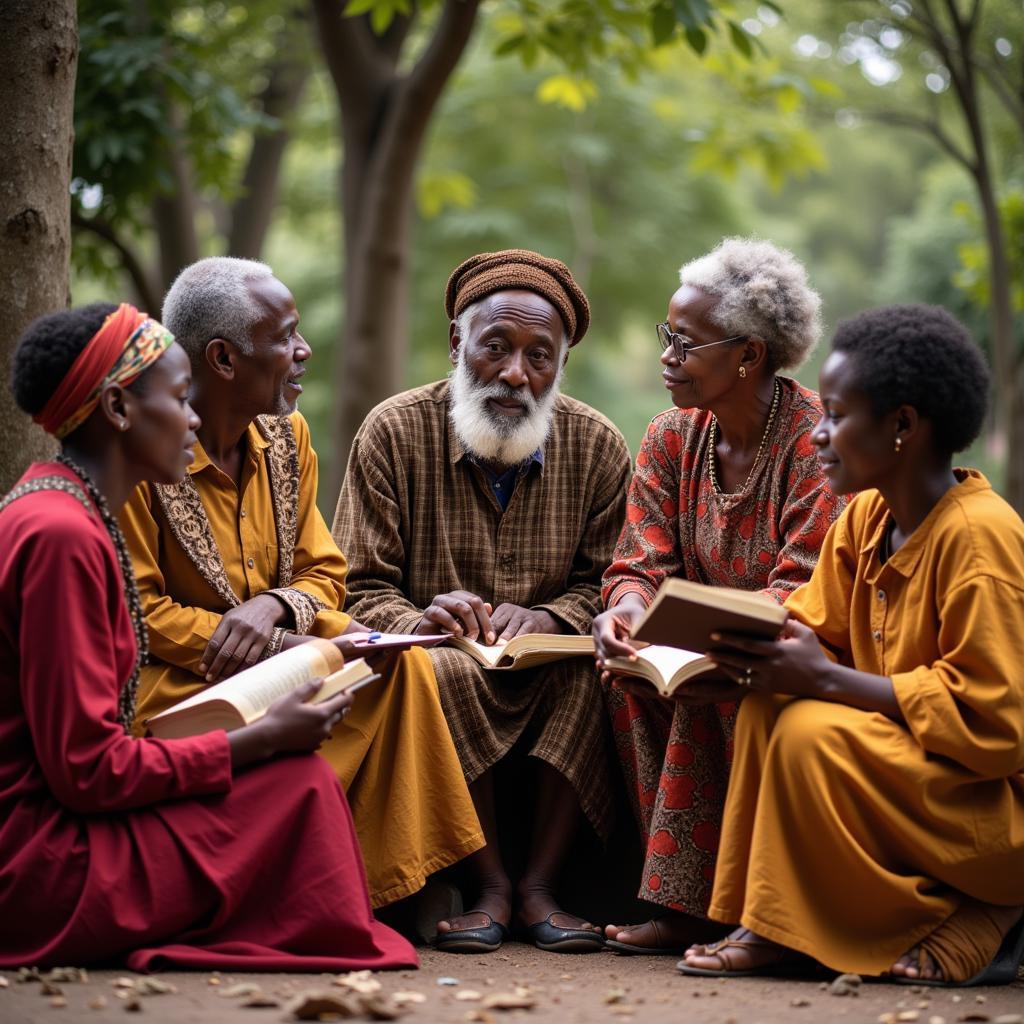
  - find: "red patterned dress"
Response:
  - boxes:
[602,377,843,914]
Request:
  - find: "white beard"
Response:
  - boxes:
[448,349,563,467]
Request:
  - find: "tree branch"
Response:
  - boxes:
[859,107,975,170]
[310,0,389,108]
[70,210,161,314]
[406,0,482,106]
[976,53,1024,134]
[228,50,310,258]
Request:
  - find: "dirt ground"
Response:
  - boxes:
[3,946,1022,1024]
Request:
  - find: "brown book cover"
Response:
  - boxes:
[632,578,787,652]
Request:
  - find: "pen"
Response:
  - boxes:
[367,631,382,644]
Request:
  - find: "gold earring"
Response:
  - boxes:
[894,436,902,453]
[738,366,747,379]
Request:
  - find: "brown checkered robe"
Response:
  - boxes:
[332,380,632,839]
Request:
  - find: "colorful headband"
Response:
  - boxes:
[34,304,174,440]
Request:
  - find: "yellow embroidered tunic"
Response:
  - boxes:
[709,470,1024,974]
[120,412,483,907]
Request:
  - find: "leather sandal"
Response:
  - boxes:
[433,912,509,954]
[676,935,813,978]
[527,913,605,953]
[891,916,1024,988]
[606,918,693,956]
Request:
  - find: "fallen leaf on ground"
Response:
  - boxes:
[220,983,263,999]
[791,997,811,1007]
[47,968,88,984]
[359,996,403,1021]
[207,977,222,986]
[898,1013,921,1022]
[111,978,136,990]
[465,1012,496,1024]
[17,967,42,983]
[929,1017,946,1024]
[241,994,281,1009]
[135,978,176,996]
[392,992,427,1005]
[123,996,143,1012]
[481,992,536,1011]
[40,981,63,996]
[603,989,626,1005]
[50,996,67,1008]
[455,991,482,1001]
[88,996,108,1011]
[284,990,360,1020]
[334,971,382,995]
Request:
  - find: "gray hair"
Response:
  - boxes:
[456,298,569,360]
[161,256,276,360]
[678,237,822,372]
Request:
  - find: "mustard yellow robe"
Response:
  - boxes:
[709,470,1024,975]
[120,412,483,907]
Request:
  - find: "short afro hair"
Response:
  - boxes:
[11,303,117,417]
[162,256,275,361]
[832,304,990,456]
[679,237,822,373]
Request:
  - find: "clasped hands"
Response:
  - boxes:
[414,589,562,644]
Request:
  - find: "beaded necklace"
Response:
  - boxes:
[706,377,781,496]
[56,452,148,731]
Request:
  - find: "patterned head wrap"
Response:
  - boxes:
[444,248,591,346]
[34,304,174,440]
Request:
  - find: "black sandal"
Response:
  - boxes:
[527,913,605,953]
[433,912,509,954]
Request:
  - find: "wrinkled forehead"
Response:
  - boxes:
[474,289,565,338]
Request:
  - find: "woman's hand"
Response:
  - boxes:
[229,678,353,767]
[707,618,832,696]
[593,596,647,670]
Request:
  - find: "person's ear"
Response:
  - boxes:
[740,336,768,375]
[448,320,461,368]
[205,338,237,381]
[893,404,919,449]
[98,382,131,433]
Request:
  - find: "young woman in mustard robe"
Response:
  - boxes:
[0,304,414,971]
[679,304,1024,985]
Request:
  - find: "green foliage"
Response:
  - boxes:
[954,188,1024,316]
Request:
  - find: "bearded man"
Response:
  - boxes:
[119,257,483,911]
[333,249,631,953]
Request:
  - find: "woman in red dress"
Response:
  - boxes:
[0,303,415,971]
[593,238,843,956]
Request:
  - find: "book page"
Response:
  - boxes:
[149,639,341,726]
[453,638,502,667]
[635,645,706,684]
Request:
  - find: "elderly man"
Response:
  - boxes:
[119,257,483,910]
[333,249,632,953]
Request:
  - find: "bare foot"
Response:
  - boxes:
[889,945,943,982]
[606,914,721,951]
[680,926,793,974]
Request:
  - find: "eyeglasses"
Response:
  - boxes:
[656,322,747,362]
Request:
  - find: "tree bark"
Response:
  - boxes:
[312,0,482,500]
[228,49,311,259]
[0,0,77,493]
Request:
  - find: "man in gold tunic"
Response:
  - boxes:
[120,257,483,909]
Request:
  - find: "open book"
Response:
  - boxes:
[604,645,730,698]
[632,578,787,652]
[447,633,594,670]
[146,638,377,739]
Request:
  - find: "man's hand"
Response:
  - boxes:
[415,590,495,643]
[592,599,647,668]
[199,593,287,682]
[489,604,563,642]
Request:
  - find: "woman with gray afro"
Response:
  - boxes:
[593,237,844,957]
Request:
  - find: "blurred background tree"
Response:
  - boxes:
[53,0,1023,513]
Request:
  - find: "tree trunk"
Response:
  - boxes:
[0,0,77,493]
[312,0,481,500]
[1006,355,1024,513]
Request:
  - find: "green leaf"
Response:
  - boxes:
[651,4,676,47]
[343,0,377,17]
[684,26,708,54]
[672,0,699,30]
[493,33,526,57]
[536,73,598,112]
[728,20,753,59]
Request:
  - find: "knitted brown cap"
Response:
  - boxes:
[444,248,591,346]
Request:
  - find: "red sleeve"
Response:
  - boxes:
[17,506,232,814]
[602,415,685,610]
